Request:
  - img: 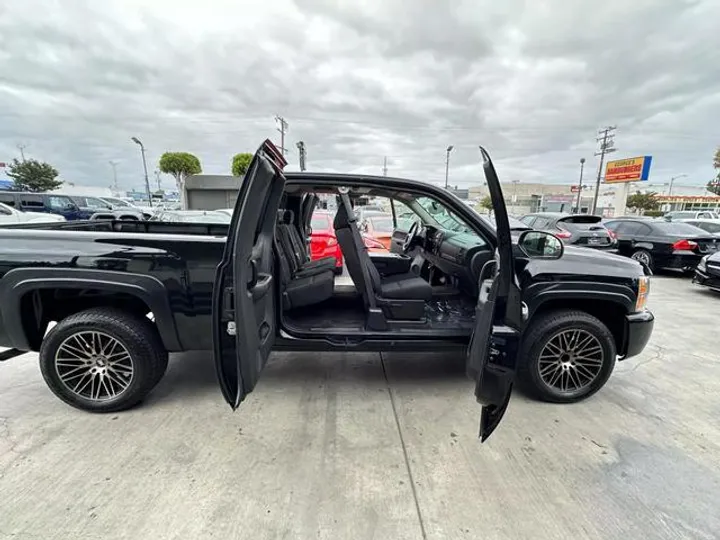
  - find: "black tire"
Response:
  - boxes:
[631,249,654,272]
[517,310,616,403]
[39,307,168,413]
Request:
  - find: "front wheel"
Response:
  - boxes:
[39,307,168,413]
[517,310,616,403]
[631,249,654,272]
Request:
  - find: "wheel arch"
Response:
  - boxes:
[527,295,630,358]
[0,268,181,352]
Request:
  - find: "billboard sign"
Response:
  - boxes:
[604,156,653,183]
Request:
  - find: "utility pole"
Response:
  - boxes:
[296,141,307,171]
[275,115,289,155]
[444,145,454,189]
[382,156,388,176]
[575,158,586,213]
[668,174,687,196]
[591,126,617,214]
[511,180,520,213]
[17,144,27,161]
[154,169,162,191]
[109,160,119,192]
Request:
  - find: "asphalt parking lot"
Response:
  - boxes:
[1,275,719,540]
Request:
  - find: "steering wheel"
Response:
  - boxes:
[402,221,420,253]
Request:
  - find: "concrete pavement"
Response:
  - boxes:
[1,275,719,539]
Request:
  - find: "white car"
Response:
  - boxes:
[0,202,66,225]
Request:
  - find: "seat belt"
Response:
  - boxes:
[339,192,378,310]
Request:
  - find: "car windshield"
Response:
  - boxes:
[104,198,131,207]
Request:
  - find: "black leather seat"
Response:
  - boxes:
[275,212,334,310]
[276,210,335,274]
[333,202,431,320]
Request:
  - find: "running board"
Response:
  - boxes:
[0,348,27,362]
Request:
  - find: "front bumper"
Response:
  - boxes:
[623,310,654,359]
[693,266,720,290]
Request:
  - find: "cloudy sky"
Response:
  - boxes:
[0,0,718,193]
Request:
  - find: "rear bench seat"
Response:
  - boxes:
[275,211,334,310]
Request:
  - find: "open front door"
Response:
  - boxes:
[466,147,523,441]
[212,140,287,409]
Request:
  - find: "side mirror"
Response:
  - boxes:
[517,230,564,259]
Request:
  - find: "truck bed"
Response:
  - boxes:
[0,219,230,237]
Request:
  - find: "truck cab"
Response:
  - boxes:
[213,140,650,441]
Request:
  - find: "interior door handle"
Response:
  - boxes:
[250,274,272,300]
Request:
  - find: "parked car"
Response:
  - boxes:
[70,195,147,220]
[0,192,92,220]
[0,202,66,225]
[359,213,395,250]
[0,140,654,441]
[309,210,343,273]
[680,219,720,237]
[519,213,616,250]
[664,210,719,220]
[604,218,718,272]
[151,210,231,224]
[100,197,152,219]
[693,252,720,291]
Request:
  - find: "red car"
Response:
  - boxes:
[310,210,343,273]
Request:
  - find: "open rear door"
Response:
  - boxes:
[466,147,524,441]
[212,140,287,409]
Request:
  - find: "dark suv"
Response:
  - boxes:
[519,212,616,249]
[0,192,92,220]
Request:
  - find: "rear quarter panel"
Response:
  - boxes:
[0,230,226,351]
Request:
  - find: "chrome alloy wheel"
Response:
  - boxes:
[54,331,134,401]
[538,329,604,394]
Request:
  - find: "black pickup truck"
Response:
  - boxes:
[0,141,654,440]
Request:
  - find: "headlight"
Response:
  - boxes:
[635,276,650,312]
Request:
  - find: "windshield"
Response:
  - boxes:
[478,214,530,231]
[416,196,473,233]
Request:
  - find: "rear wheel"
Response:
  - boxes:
[39,307,168,413]
[631,249,654,272]
[518,310,616,403]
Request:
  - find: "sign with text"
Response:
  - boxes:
[605,156,653,183]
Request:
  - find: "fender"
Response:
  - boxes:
[0,267,181,351]
[524,280,636,316]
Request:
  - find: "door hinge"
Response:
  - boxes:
[227,322,236,336]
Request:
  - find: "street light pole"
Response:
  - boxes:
[131,137,152,207]
[575,158,586,213]
[109,160,119,193]
[668,174,687,196]
[444,145,454,189]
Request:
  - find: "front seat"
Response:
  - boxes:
[333,200,431,321]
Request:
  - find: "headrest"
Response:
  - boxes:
[277,209,294,224]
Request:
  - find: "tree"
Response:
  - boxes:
[707,147,720,196]
[6,158,62,192]
[231,153,253,176]
[478,195,493,212]
[626,191,659,214]
[158,152,202,209]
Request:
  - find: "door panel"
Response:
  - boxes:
[466,147,523,441]
[212,140,287,409]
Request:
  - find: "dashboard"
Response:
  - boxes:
[422,225,494,295]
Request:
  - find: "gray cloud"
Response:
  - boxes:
[0,0,718,194]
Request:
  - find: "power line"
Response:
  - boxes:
[591,126,617,214]
[274,115,289,155]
